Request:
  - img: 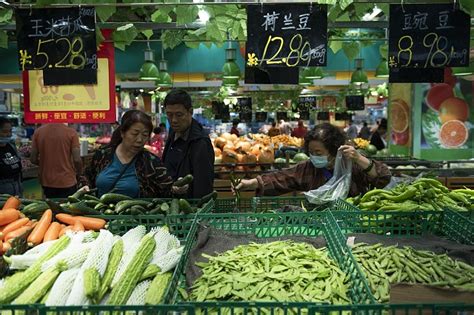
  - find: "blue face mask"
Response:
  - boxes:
[310,154,328,168]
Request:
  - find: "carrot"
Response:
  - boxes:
[43,222,61,242]
[0,209,20,226]
[71,220,85,232]
[55,214,106,230]
[0,218,29,240]
[27,209,52,246]
[4,225,33,243]
[0,239,2,254]
[26,220,37,227]
[2,196,21,210]
[2,241,11,253]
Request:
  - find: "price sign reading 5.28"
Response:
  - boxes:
[16,7,97,71]
[246,4,327,68]
[388,4,470,69]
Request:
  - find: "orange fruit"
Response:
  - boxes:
[426,83,454,111]
[439,120,468,148]
[439,97,469,124]
[390,99,409,133]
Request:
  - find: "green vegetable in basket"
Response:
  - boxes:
[352,243,474,303]
[190,240,351,304]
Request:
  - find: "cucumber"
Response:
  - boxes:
[197,191,218,207]
[46,199,72,215]
[84,200,100,208]
[83,194,100,202]
[174,174,193,187]
[104,209,115,215]
[69,200,102,215]
[99,193,132,205]
[178,199,193,214]
[67,196,80,203]
[149,207,164,215]
[169,199,180,215]
[22,202,50,218]
[130,205,146,215]
[115,200,151,214]
[160,202,170,213]
[19,198,38,206]
[94,203,108,211]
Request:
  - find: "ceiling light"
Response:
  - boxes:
[452,63,474,76]
[139,43,159,81]
[351,58,368,85]
[222,48,241,79]
[375,59,389,78]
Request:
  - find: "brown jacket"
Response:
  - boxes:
[256,160,391,197]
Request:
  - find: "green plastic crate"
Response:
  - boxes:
[213,198,253,213]
[251,197,359,213]
[330,209,473,245]
[164,211,375,307]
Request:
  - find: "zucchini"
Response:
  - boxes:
[178,199,193,214]
[174,174,193,187]
[115,200,151,214]
[69,200,102,215]
[169,199,180,215]
[99,193,132,205]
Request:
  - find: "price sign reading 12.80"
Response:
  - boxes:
[388,4,470,69]
[246,4,327,68]
[16,7,97,71]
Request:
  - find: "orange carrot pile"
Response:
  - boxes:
[0,195,108,254]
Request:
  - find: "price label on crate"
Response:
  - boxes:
[16,7,97,71]
[388,4,470,68]
[246,4,327,68]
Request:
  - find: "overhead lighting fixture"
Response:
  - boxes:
[452,63,474,76]
[222,77,239,87]
[222,47,241,80]
[156,44,172,88]
[375,58,389,78]
[139,42,159,81]
[351,58,368,85]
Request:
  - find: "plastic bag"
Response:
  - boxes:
[383,172,424,190]
[304,150,352,205]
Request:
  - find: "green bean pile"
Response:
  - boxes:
[352,243,474,302]
[347,178,474,212]
[191,240,351,304]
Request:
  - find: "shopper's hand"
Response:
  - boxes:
[339,145,362,162]
[77,185,90,193]
[232,178,258,195]
[172,178,189,195]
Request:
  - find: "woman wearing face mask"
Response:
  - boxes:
[81,110,186,198]
[235,123,391,196]
[0,117,22,196]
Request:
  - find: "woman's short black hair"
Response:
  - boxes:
[164,89,192,110]
[304,123,346,157]
[110,110,153,147]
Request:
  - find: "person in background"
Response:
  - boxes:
[0,117,22,196]
[279,119,292,135]
[291,120,308,138]
[268,121,281,137]
[149,126,164,157]
[162,89,215,198]
[235,123,391,196]
[159,122,168,141]
[358,122,371,140]
[370,118,388,150]
[230,120,240,137]
[31,123,82,198]
[83,111,185,198]
[346,120,358,140]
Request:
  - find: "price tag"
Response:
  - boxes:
[234,97,253,115]
[296,96,316,112]
[255,112,268,122]
[388,4,470,69]
[246,4,327,68]
[16,7,97,71]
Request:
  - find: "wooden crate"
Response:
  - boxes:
[445,177,474,190]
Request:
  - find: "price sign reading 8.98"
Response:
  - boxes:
[246,4,327,68]
[388,4,470,69]
[16,7,97,71]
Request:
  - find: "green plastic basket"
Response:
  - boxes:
[213,198,253,213]
[329,209,473,245]
[251,197,359,213]
[164,211,376,308]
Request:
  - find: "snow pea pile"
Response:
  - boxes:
[347,178,474,212]
[352,243,474,303]
[191,241,351,304]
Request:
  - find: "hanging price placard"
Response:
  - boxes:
[246,4,327,68]
[16,7,97,71]
[388,4,470,69]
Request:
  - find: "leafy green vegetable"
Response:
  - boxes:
[0,8,13,23]
[421,109,442,148]
[342,41,360,60]
[112,24,138,51]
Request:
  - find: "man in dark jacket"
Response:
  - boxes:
[162,89,215,198]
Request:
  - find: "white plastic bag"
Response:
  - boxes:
[304,150,352,205]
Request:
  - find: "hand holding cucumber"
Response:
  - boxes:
[172,174,193,195]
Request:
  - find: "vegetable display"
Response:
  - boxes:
[0,225,182,306]
[347,178,474,212]
[190,240,351,304]
[352,243,474,302]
